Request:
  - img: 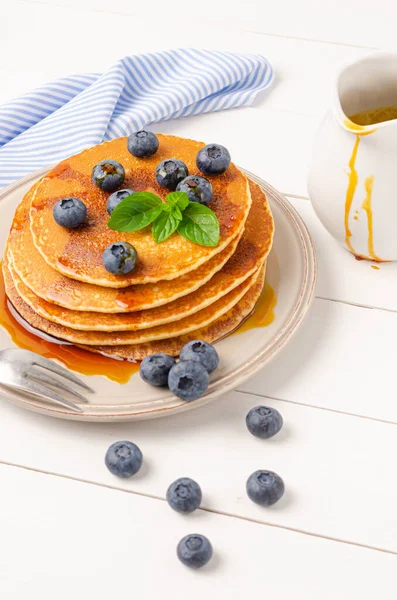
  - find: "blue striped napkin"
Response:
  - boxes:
[0,49,273,189]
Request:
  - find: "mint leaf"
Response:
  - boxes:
[152,206,182,243]
[177,202,220,247]
[165,191,189,212]
[107,192,163,232]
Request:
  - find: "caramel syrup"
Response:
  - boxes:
[343,105,397,263]
[234,281,276,335]
[371,265,380,270]
[344,135,360,255]
[0,265,139,384]
[361,174,381,261]
[349,106,397,126]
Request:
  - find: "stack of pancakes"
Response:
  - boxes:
[4,134,274,361]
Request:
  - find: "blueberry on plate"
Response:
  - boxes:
[106,188,135,215]
[53,197,87,228]
[92,159,125,192]
[102,242,138,275]
[167,477,202,513]
[140,353,176,386]
[177,534,213,569]
[180,340,219,374]
[168,361,209,401]
[105,441,143,478]
[196,143,231,175]
[127,130,159,158]
[246,470,285,506]
[246,406,283,439]
[155,159,188,190]
[176,175,213,206]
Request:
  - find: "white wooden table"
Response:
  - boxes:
[1,2,397,596]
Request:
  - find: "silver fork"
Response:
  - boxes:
[0,348,94,413]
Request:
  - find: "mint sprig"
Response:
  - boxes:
[107,191,220,247]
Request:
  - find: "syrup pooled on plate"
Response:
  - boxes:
[234,281,276,334]
[0,256,276,382]
[0,264,139,384]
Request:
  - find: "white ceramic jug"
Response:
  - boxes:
[308,53,397,262]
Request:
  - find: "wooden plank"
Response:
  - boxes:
[16,0,396,49]
[1,390,397,551]
[238,298,397,422]
[1,463,396,599]
[289,197,397,310]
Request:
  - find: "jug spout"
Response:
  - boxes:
[334,52,397,135]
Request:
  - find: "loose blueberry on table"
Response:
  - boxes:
[53,197,87,228]
[168,360,209,401]
[246,406,283,439]
[246,470,285,506]
[102,242,138,275]
[140,353,176,386]
[196,143,231,175]
[180,340,219,374]
[177,534,213,569]
[155,158,188,190]
[176,175,213,206]
[166,477,202,513]
[127,130,159,158]
[106,188,135,215]
[105,441,143,478]
[92,159,125,192]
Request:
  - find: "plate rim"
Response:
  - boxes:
[0,166,317,421]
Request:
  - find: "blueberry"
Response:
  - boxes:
[105,441,142,478]
[167,477,202,513]
[92,159,125,192]
[140,353,176,387]
[176,175,213,206]
[168,361,209,401]
[246,406,283,439]
[102,242,138,275]
[53,197,87,228]
[246,470,285,506]
[127,130,159,158]
[180,340,219,374]
[106,188,135,215]
[155,159,188,190]
[196,143,231,175]
[177,534,213,569]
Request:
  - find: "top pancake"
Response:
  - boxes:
[29,135,251,288]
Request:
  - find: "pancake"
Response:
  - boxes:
[4,258,263,346]
[9,182,273,331]
[9,187,241,313]
[9,180,272,314]
[29,134,251,288]
[79,265,266,360]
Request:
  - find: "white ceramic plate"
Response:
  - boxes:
[0,168,316,421]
